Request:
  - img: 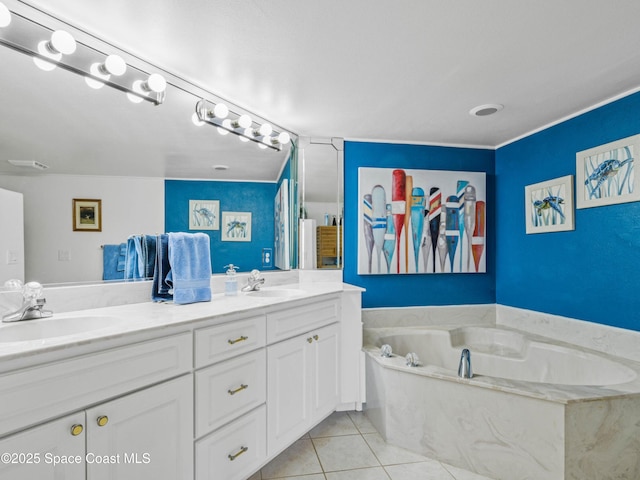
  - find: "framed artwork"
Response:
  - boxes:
[525,175,574,234]
[576,134,639,209]
[189,200,219,230]
[73,198,101,232]
[274,179,291,270]
[221,211,252,241]
[358,167,486,275]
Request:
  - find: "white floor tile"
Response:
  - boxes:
[309,411,360,438]
[363,432,431,465]
[312,434,381,472]
[261,438,323,479]
[263,475,326,480]
[443,463,496,480]
[325,466,391,480]
[347,411,379,434]
[384,461,456,480]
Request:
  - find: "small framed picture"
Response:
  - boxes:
[525,175,574,234]
[576,134,639,209]
[221,211,252,242]
[189,200,219,230]
[73,198,102,232]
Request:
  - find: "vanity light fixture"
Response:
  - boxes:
[194,98,291,151]
[0,2,11,28]
[0,6,166,105]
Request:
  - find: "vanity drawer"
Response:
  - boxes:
[195,314,266,368]
[267,296,340,344]
[195,349,266,437]
[195,404,266,480]
[0,333,191,437]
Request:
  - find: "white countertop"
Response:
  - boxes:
[0,282,355,368]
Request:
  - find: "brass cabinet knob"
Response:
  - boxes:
[307,337,313,343]
[96,416,109,427]
[70,424,84,436]
[313,335,319,341]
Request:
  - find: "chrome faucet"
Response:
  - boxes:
[458,348,473,378]
[241,269,265,292]
[2,281,53,323]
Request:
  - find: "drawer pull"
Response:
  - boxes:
[228,335,248,345]
[307,337,313,343]
[70,424,84,436]
[97,416,109,427]
[228,446,248,461]
[227,384,248,396]
[313,335,319,341]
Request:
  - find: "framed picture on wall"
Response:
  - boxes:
[221,211,252,241]
[189,199,219,230]
[72,198,102,232]
[524,175,574,234]
[576,133,640,209]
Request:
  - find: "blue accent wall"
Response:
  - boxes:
[165,180,276,274]
[495,92,640,332]
[344,141,496,308]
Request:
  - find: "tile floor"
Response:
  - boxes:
[248,411,495,480]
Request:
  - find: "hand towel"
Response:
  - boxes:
[152,234,173,302]
[142,234,157,279]
[124,235,143,279]
[167,232,212,304]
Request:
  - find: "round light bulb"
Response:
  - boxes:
[217,118,232,135]
[237,114,252,129]
[85,63,108,89]
[239,129,250,142]
[33,41,60,71]
[192,112,205,126]
[213,103,229,119]
[126,80,145,103]
[0,2,12,28]
[104,54,126,76]
[146,73,166,93]
[258,142,267,150]
[277,132,291,144]
[258,123,273,136]
[50,30,76,55]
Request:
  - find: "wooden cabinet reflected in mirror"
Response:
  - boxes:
[316,225,342,269]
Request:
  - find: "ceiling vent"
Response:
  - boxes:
[7,159,49,170]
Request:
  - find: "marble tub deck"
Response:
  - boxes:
[363,321,640,480]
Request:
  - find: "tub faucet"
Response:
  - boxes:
[241,269,265,292]
[458,348,473,378]
[2,281,53,323]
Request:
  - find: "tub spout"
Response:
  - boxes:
[458,348,472,378]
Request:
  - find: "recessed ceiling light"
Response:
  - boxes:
[212,164,229,171]
[7,159,49,170]
[469,104,504,117]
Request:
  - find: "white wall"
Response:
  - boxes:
[0,187,25,283]
[305,201,341,226]
[0,175,164,284]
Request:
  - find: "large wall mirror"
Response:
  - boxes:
[297,137,344,270]
[0,10,298,286]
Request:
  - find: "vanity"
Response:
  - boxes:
[0,281,363,480]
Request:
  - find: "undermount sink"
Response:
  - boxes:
[246,288,305,298]
[0,315,128,343]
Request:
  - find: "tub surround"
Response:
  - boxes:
[363,305,640,480]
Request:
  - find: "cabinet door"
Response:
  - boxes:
[310,323,340,419]
[0,412,85,480]
[86,375,193,480]
[266,334,311,456]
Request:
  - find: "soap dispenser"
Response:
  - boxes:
[224,264,238,296]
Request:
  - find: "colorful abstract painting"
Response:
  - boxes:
[525,175,574,234]
[358,168,486,274]
[576,134,639,209]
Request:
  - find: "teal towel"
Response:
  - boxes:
[167,232,212,304]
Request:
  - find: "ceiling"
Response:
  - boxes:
[3,0,640,180]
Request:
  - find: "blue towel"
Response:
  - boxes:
[117,243,126,272]
[152,234,173,302]
[102,243,126,281]
[167,232,212,305]
[142,235,157,278]
[124,235,144,279]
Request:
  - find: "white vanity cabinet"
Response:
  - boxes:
[266,298,340,456]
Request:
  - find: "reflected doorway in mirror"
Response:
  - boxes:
[72,198,102,232]
[189,200,220,230]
